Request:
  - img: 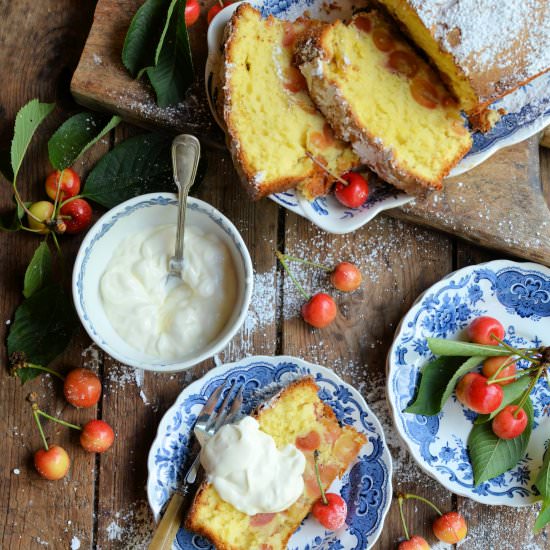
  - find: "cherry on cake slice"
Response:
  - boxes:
[185,378,366,550]
[295,9,473,195]
[221,3,359,200]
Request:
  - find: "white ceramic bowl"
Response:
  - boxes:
[72,193,253,372]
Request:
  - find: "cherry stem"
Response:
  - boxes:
[24,362,65,382]
[305,152,348,186]
[486,365,540,385]
[281,254,331,272]
[313,450,328,506]
[35,407,82,431]
[401,493,443,516]
[32,407,49,451]
[491,336,536,364]
[52,169,65,217]
[487,355,518,382]
[514,366,543,418]
[398,495,410,541]
[275,250,310,301]
[58,193,83,210]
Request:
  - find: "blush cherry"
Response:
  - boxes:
[467,316,505,345]
[34,445,70,480]
[492,405,528,440]
[45,168,80,201]
[64,367,102,408]
[432,511,468,543]
[330,262,362,292]
[482,356,516,385]
[456,372,503,414]
[398,535,430,550]
[80,420,115,453]
[301,292,337,328]
[334,172,369,208]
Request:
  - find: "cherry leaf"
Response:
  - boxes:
[468,396,533,486]
[535,447,550,500]
[427,337,512,357]
[533,499,550,534]
[23,241,52,298]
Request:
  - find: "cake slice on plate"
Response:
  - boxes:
[185,377,367,550]
[221,3,359,200]
[295,9,473,195]
[376,0,550,129]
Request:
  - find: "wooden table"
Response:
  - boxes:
[0,1,548,548]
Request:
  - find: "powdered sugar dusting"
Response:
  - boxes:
[407,0,550,101]
[102,500,153,548]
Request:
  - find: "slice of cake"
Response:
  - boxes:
[295,10,472,195]
[377,0,550,122]
[222,3,359,200]
[185,377,367,550]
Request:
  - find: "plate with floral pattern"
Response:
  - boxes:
[147,355,392,549]
[206,0,550,234]
[386,260,550,506]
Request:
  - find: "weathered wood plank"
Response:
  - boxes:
[0,2,101,549]
[94,134,281,548]
[280,212,456,548]
[390,138,550,266]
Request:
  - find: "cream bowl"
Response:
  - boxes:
[72,193,253,372]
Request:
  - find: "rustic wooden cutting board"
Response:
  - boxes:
[71,0,550,265]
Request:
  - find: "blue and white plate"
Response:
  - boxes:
[147,356,392,549]
[387,260,550,506]
[206,0,550,234]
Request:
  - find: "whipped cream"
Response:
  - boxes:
[200,416,306,515]
[100,224,237,360]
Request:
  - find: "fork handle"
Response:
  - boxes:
[148,492,186,550]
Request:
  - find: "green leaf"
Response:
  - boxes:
[146,0,194,107]
[535,447,550,500]
[122,0,170,77]
[404,356,465,416]
[427,337,512,357]
[7,284,77,368]
[534,499,550,533]
[468,396,533,486]
[23,241,52,298]
[48,113,121,170]
[11,99,55,179]
[475,376,532,424]
[440,356,484,407]
[15,365,47,384]
[82,133,175,208]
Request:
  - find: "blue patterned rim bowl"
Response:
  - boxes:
[147,355,393,549]
[386,260,550,506]
[72,193,254,372]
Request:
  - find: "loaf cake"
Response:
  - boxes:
[185,377,367,549]
[221,4,359,200]
[295,10,472,195]
[377,0,550,120]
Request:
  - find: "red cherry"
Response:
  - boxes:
[410,78,439,109]
[80,420,115,453]
[207,1,233,25]
[372,27,395,52]
[432,511,467,543]
[467,316,505,345]
[492,405,528,440]
[398,535,430,549]
[353,15,372,34]
[481,356,516,385]
[64,368,102,408]
[387,51,419,78]
[45,168,81,201]
[330,262,362,292]
[312,493,347,530]
[185,0,200,26]
[59,198,92,234]
[456,372,503,414]
[334,172,369,208]
[301,292,337,328]
[34,445,70,480]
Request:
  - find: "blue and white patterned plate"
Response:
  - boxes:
[147,356,392,549]
[206,1,550,234]
[387,260,550,506]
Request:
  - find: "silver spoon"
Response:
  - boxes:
[167,134,201,287]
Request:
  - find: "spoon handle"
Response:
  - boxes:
[169,135,201,277]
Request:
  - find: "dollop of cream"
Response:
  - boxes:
[100,224,237,360]
[200,416,306,515]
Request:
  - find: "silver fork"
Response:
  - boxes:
[148,380,243,550]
